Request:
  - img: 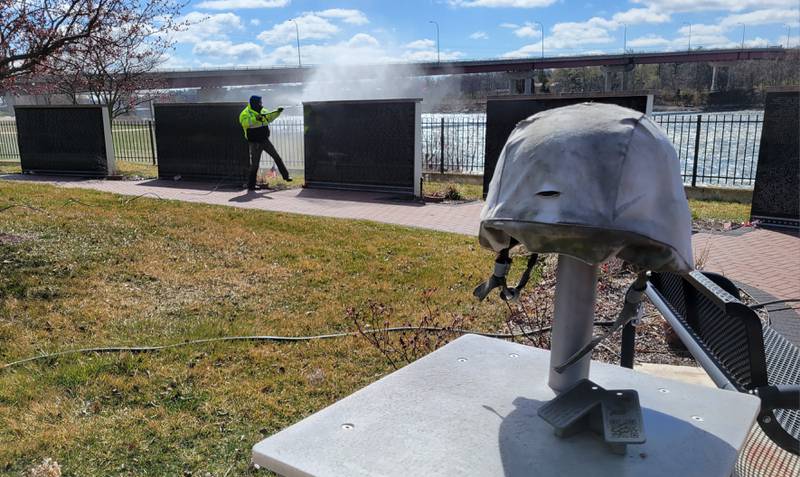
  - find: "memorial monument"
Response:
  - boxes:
[750,89,800,229]
[154,103,250,183]
[482,94,653,196]
[303,99,422,197]
[16,105,116,177]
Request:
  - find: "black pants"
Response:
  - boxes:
[248,140,290,189]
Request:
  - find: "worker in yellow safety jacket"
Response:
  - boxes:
[239,95,292,190]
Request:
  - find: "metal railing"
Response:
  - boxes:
[0,120,19,160]
[266,117,304,170]
[422,114,485,175]
[651,112,763,187]
[111,119,157,164]
[0,112,766,188]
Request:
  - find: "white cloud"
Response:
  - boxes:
[250,19,260,26]
[500,23,520,29]
[627,34,671,47]
[501,44,545,58]
[501,16,618,57]
[195,0,289,10]
[401,49,464,62]
[678,23,724,36]
[720,9,800,28]
[449,0,556,7]
[470,31,489,40]
[348,33,380,48]
[263,33,394,65]
[258,14,339,44]
[632,0,798,14]
[316,8,369,25]
[260,32,463,66]
[547,17,617,47]
[192,40,264,60]
[405,39,435,49]
[512,22,543,38]
[611,7,670,24]
[172,12,243,44]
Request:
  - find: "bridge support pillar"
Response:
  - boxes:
[507,72,535,95]
[710,65,718,92]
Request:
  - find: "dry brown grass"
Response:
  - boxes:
[0,180,507,475]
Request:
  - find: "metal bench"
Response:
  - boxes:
[645,270,799,466]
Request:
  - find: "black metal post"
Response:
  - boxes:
[620,321,636,369]
[439,117,445,174]
[148,120,157,165]
[691,114,701,187]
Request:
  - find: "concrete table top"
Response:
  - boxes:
[266,335,760,476]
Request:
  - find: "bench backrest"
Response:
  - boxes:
[649,270,800,456]
[649,270,768,392]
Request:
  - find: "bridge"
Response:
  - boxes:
[154,47,788,89]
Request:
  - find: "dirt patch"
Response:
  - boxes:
[511,255,696,367]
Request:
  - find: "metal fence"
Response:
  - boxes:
[0,120,19,160]
[652,112,764,187]
[422,114,485,175]
[0,112,766,188]
[111,119,157,164]
[267,116,304,170]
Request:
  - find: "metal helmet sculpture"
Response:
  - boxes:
[480,102,693,272]
[474,102,693,399]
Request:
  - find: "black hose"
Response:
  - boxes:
[2,321,617,371]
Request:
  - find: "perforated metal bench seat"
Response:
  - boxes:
[646,271,800,458]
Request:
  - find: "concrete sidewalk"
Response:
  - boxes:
[4,175,483,236]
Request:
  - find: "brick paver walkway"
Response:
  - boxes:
[5,176,484,236]
[6,176,799,304]
[693,229,800,301]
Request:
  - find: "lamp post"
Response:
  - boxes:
[739,23,746,50]
[533,21,544,58]
[622,23,627,54]
[429,21,440,63]
[786,24,792,48]
[291,19,301,67]
[683,23,692,51]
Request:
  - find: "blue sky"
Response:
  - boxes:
[163,0,800,69]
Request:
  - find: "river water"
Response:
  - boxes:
[269,109,765,188]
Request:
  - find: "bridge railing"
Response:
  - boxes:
[0,112,765,188]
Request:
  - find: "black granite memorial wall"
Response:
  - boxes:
[483,95,652,196]
[750,90,800,229]
[303,99,421,196]
[16,105,115,177]
[154,103,250,182]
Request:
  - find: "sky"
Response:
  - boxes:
[162,0,800,69]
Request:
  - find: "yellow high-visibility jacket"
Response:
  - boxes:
[239,105,281,142]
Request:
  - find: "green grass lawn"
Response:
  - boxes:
[0,162,20,175]
[0,176,754,475]
[688,199,751,223]
[0,181,504,476]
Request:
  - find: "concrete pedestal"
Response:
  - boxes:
[253,335,759,477]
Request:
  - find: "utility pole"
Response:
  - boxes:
[291,19,301,67]
[429,21,440,63]
[534,21,544,58]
